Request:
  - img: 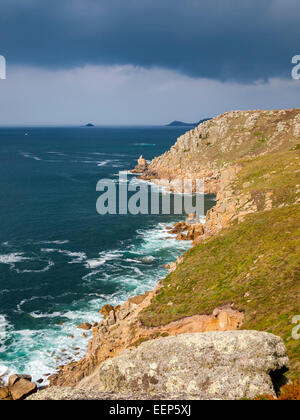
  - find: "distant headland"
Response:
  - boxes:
[166,118,212,127]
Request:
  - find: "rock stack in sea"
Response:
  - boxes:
[131,155,148,173]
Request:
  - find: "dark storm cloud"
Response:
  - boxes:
[0,0,299,82]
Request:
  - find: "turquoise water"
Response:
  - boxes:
[0,126,215,383]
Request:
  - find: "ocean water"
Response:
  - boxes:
[0,126,215,383]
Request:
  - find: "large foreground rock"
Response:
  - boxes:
[96,331,289,400]
[27,388,191,400]
[0,374,37,400]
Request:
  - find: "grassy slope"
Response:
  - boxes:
[140,149,300,380]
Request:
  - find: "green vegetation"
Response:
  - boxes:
[235,150,300,207]
[130,331,169,347]
[181,109,299,169]
[140,147,300,380]
[255,381,300,400]
[140,205,300,379]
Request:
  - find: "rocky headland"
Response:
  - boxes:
[2,108,300,400]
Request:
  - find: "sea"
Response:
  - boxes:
[0,126,215,384]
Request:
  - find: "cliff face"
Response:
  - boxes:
[141,108,300,193]
[50,288,243,387]
[49,108,300,390]
[30,330,290,400]
[138,109,300,380]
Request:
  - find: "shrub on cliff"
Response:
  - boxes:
[256,381,300,400]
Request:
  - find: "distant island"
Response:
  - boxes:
[84,123,95,127]
[166,118,212,127]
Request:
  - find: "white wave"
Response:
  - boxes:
[40,248,56,253]
[97,160,114,167]
[29,311,62,319]
[0,315,9,352]
[0,289,9,295]
[41,248,87,264]
[0,365,8,378]
[139,256,155,263]
[0,221,193,384]
[2,305,104,384]
[39,240,70,245]
[14,260,54,274]
[0,252,52,274]
[0,252,29,265]
[131,267,143,276]
[97,159,122,167]
[46,152,66,156]
[85,251,123,269]
[16,295,55,313]
[90,152,128,157]
[133,143,156,146]
[85,259,106,268]
[63,251,87,264]
[81,270,103,282]
[19,152,41,161]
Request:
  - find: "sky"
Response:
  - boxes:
[0,0,300,125]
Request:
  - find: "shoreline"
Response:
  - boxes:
[46,164,223,388]
[0,216,195,389]
[2,108,299,399]
[0,146,232,391]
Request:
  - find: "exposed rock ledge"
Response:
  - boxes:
[49,286,244,387]
[134,109,300,194]
[30,331,289,400]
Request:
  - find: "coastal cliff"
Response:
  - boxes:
[3,108,299,400]
[139,108,300,194]
[45,108,300,395]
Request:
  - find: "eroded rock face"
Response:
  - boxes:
[139,109,300,194]
[77,322,92,330]
[10,378,37,400]
[49,291,243,388]
[26,387,195,400]
[0,374,37,400]
[97,331,289,400]
[131,155,148,173]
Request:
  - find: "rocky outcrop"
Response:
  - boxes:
[131,155,148,173]
[77,322,92,331]
[138,109,300,194]
[95,331,289,400]
[130,109,300,239]
[49,287,244,388]
[27,387,194,400]
[199,165,245,239]
[0,374,37,400]
[167,220,204,242]
[41,109,300,396]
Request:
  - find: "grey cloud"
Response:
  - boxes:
[1,65,300,125]
[0,0,299,82]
